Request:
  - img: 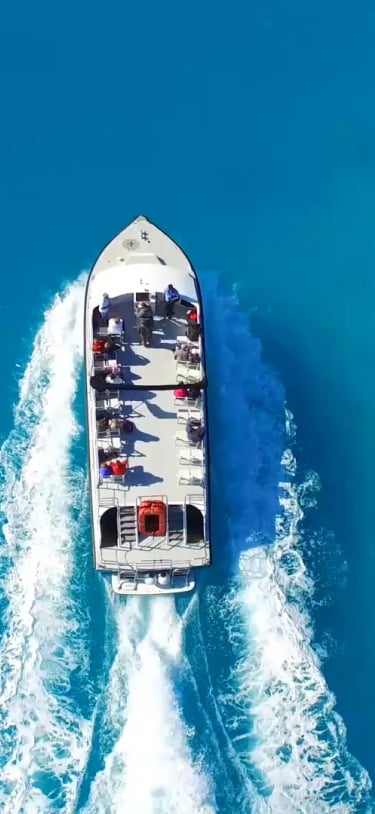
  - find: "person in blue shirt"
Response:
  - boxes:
[164,283,180,318]
[99,463,112,479]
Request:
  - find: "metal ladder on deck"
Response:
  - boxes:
[118,505,137,549]
[167,504,185,545]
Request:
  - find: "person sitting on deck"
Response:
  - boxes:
[189,347,201,364]
[99,293,111,320]
[107,359,121,375]
[108,316,124,336]
[99,462,112,479]
[104,337,122,351]
[93,338,107,353]
[164,283,180,318]
[136,302,154,346]
[174,345,190,362]
[187,386,201,402]
[90,373,111,391]
[174,345,201,364]
[105,371,123,385]
[107,417,132,431]
[98,446,118,464]
[186,322,201,342]
[108,416,135,435]
[174,384,188,400]
[108,417,123,430]
[110,458,129,477]
[107,417,135,433]
[97,417,109,431]
[186,417,205,445]
[187,307,198,323]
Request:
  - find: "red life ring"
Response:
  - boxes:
[138,500,167,536]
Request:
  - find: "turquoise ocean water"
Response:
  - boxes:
[1,1,375,811]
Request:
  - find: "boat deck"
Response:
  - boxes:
[89,294,210,571]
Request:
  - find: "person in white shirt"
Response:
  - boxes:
[108,316,124,335]
[99,293,111,320]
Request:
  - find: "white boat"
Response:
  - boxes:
[84,215,211,595]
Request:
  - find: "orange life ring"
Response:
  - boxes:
[138,500,167,536]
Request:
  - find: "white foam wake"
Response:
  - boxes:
[85,597,215,814]
[233,468,372,813]
[203,282,372,813]
[0,278,91,814]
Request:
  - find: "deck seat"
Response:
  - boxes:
[175,432,189,446]
[176,335,199,347]
[178,466,203,485]
[177,406,201,424]
[175,363,201,383]
[175,430,203,448]
[93,353,108,369]
[97,427,121,442]
[174,396,201,410]
[179,448,203,465]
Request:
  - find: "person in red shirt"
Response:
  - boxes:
[93,338,106,353]
[174,386,188,399]
[187,308,198,323]
[110,459,128,476]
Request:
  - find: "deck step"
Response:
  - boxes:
[119,506,137,548]
[168,504,185,545]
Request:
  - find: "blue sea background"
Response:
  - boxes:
[1,1,375,812]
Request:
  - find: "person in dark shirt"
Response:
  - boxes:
[186,417,205,445]
[136,302,154,346]
[186,323,201,342]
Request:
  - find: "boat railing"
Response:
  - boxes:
[189,553,209,566]
[135,558,173,571]
[100,495,120,508]
[134,559,192,588]
[101,546,128,568]
[114,559,192,590]
[101,547,206,571]
[185,493,205,511]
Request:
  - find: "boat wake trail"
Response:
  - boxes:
[0,278,92,814]
[200,280,373,813]
[84,597,216,814]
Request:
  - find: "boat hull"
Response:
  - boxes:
[84,215,211,595]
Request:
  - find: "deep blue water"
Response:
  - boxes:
[1,1,375,812]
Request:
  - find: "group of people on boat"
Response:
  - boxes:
[99,458,129,479]
[92,284,205,480]
[96,411,135,478]
[93,300,131,478]
[135,287,200,346]
[95,286,200,349]
[174,344,201,364]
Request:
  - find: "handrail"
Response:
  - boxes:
[95,378,208,392]
[100,495,120,507]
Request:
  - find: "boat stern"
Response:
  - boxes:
[111,567,195,595]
